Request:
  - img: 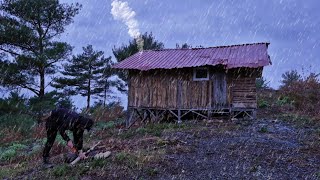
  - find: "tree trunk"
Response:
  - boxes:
[39,69,45,98]
[87,79,91,110]
[39,29,45,98]
[87,93,90,110]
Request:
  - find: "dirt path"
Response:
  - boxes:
[154,119,319,179]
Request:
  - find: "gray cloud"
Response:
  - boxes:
[59,0,319,107]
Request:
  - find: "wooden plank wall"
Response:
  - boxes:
[228,68,261,108]
[180,81,212,109]
[128,69,213,109]
[213,73,227,107]
[128,67,261,109]
[231,77,257,108]
[128,70,179,108]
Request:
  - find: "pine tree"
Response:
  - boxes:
[52,45,116,109]
[280,70,302,88]
[0,0,81,98]
[112,32,164,83]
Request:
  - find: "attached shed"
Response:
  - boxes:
[113,42,271,126]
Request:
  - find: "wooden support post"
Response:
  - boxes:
[126,77,131,127]
[207,110,211,120]
[178,110,181,124]
[126,108,131,127]
[155,110,159,122]
[142,111,147,123]
[135,109,144,120]
[126,109,134,128]
[252,110,257,120]
[177,80,182,123]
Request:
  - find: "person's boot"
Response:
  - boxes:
[43,157,54,168]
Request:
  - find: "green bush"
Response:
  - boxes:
[0,114,35,136]
[28,144,42,155]
[280,72,320,116]
[0,91,27,115]
[256,77,270,90]
[258,99,269,108]
[10,143,28,151]
[0,149,17,161]
[0,143,28,161]
[95,121,116,130]
[258,126,268,133]
[276,96,292,106]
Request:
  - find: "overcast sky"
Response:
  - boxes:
[59,0,319,108]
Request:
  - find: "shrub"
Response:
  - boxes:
[0,114,35,131]
[0,91,27,115]
[258,126,268,133]
[0,143,28,161]
[280,70,302,88]
[258,99,269,108]
[52,164,71,177]
[276,96,291,106]
[95,121,116,130]
[281,72,320,116]
[0,149,17,161]
[0,114,35,143]
[10,143,27,151]
[90,102,125,122]
[256,77,270,90]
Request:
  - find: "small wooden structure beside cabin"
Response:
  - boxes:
[113,43,271,126]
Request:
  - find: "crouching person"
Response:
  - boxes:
[42,108,94,168]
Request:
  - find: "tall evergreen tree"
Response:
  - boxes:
[112,32,164,82]
[52,45,116,109]
[280,70,302,88]
[0,0,81,98]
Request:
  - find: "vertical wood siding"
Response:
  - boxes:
[128,67,261,109]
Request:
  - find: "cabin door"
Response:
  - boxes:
[213,73,227,108]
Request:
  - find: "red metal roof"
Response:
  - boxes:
[112,42,271,70]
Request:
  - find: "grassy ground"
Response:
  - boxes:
[0,90,319,179]
[0,115,319,179]
[0,116,192,179]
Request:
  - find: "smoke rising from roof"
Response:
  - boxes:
[111,0,143,51]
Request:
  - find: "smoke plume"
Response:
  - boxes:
[111,0,144,51]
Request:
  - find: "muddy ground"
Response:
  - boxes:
[4,118,320,180]
[158,119,319,179]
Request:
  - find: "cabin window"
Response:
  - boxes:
[193,67,209,81]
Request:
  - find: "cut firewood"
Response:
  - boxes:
[94,151,111,159]
[70,141,101,165]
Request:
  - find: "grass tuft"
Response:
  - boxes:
[52,164,71,177]
[258,126,268,133]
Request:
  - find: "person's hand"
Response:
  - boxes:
[67,140,74,149]
[78,150,87,160]
[67,140,78,153]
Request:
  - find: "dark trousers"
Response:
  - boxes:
[42,123,83,158]
[43,125,58,158]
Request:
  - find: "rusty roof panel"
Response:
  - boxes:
[112,42,271,70]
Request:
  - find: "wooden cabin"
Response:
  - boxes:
[113,43,271,126]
